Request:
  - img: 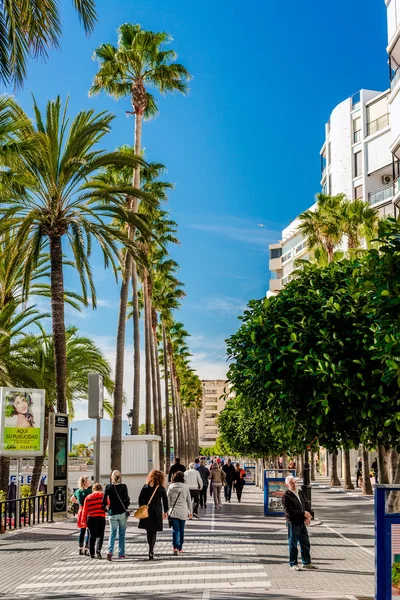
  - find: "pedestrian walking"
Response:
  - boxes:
[371,458,379,483]
[222,458,236,503]
[70,476,92,556]
[281,475,317,571]
[233,463,246,503]
[103,470,130,561]
[81,483,106,559]
[194,457,200,469]
[209,462,226,508]
[184,462,202,519]
[198,460,210,508]
[355,457,363,488]
[138,470,168,560]
[168,457,186,482]
[167,471,192,555]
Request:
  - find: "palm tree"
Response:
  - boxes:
[341,199,378,249]
[0,96,148,419]
[299,194,345,263]
[0,1,97,88]
[8,326,113,495]
[90,25,191,468]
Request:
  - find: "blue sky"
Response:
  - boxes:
[11,0,390,426]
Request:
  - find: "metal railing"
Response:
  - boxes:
[0,493,53,532]
[368,182,395,205]
[391,64,400,90]
[367,113,389,136]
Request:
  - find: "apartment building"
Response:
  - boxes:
[198,380,228,448]
[268,88,395,294]
[387,0,400,209]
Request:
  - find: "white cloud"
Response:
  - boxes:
[187,216,281,248]
[204,296,246,315]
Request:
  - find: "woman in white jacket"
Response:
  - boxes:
[167,471,192,555]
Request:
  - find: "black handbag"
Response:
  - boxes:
[168,492,181,528]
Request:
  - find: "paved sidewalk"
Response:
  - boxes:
[0,486,375,599]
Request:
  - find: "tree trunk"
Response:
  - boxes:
[148,303,159,441]
[343,449,354,489]
[378,444,389,484]
[131,261,140,435]
[143,273,152,434]
[330,451,341,486]
[49,235,67,414]
[162,323,171,473]
[111,250,132,471]
[390,449,398,483]
[361,445,373,495]
[0,456,10,494]
[130,110,143,435]
[282,451,288,469]
[153,325,164,470]
[296,455,301,477]
[310,451,316,482]
[30,408,50,495]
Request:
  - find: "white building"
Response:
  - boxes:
[386,0,400,211]
[198,380,228,448]
[268,88,395,294]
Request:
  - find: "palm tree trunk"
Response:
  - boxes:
[0,456,10,494]
[143,272,152,434]
[153,324,164,470]
[162,322,171,472]
[361,445,373,495]
[30,408,50,495]
[330,451,341,486]
[130,109,143,434]
[49,235,67,414]
[378,444,389,484]
[148,304,159,441]
[111,250,132,471]
[310,451,315,481]
[343,449,354,489]
[131,262,140,435]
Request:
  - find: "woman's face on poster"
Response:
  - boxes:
[14,396,28,415]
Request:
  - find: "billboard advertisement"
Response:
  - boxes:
[0,388,45,457]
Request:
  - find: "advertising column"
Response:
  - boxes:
[47,414,69,515]
[0,388,45,457]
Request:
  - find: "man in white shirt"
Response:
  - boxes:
[184,463,203,519]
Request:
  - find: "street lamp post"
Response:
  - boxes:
[70,427,78,453]
[127,409,133,435]
[301,446,312,511]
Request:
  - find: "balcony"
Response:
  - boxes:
[367,114,389,136]
[269,279,282,293]
[368,182,395,206]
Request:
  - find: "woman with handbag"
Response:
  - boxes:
[103,470,130,561]
[137,469,168,560]
[167,471,192,555]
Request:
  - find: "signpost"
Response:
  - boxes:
[88,373,104,483]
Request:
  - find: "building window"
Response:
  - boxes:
[205,389,217,394]
[354,151,362,177]
[354,185,363,200]
[270,248,282,259]
[353,117,361,143]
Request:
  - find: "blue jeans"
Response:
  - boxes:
[287,522,311,566]
[224,483,232,501]
[107,513,127,556]
[171,517,185,551]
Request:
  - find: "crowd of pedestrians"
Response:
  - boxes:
[72,456,246,561]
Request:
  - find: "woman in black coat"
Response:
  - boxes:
[138,469,168,560]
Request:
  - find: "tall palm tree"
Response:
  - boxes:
[90,26,190,468]
[299,193,345,263]
[8,327,113,495]
[0,96,148,419]
[0,1,97,88]
[341,199,378,249]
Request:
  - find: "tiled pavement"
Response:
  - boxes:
[0,485,375,599]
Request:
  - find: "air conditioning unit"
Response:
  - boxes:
[382,174,393,185]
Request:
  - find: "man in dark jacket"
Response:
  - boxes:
[281,475,317,571]
[222,458,236,502]
[168,458,186,482]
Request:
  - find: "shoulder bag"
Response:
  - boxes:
[113,483,130,518]
[168,491,181,528]
[133,485,159,520]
